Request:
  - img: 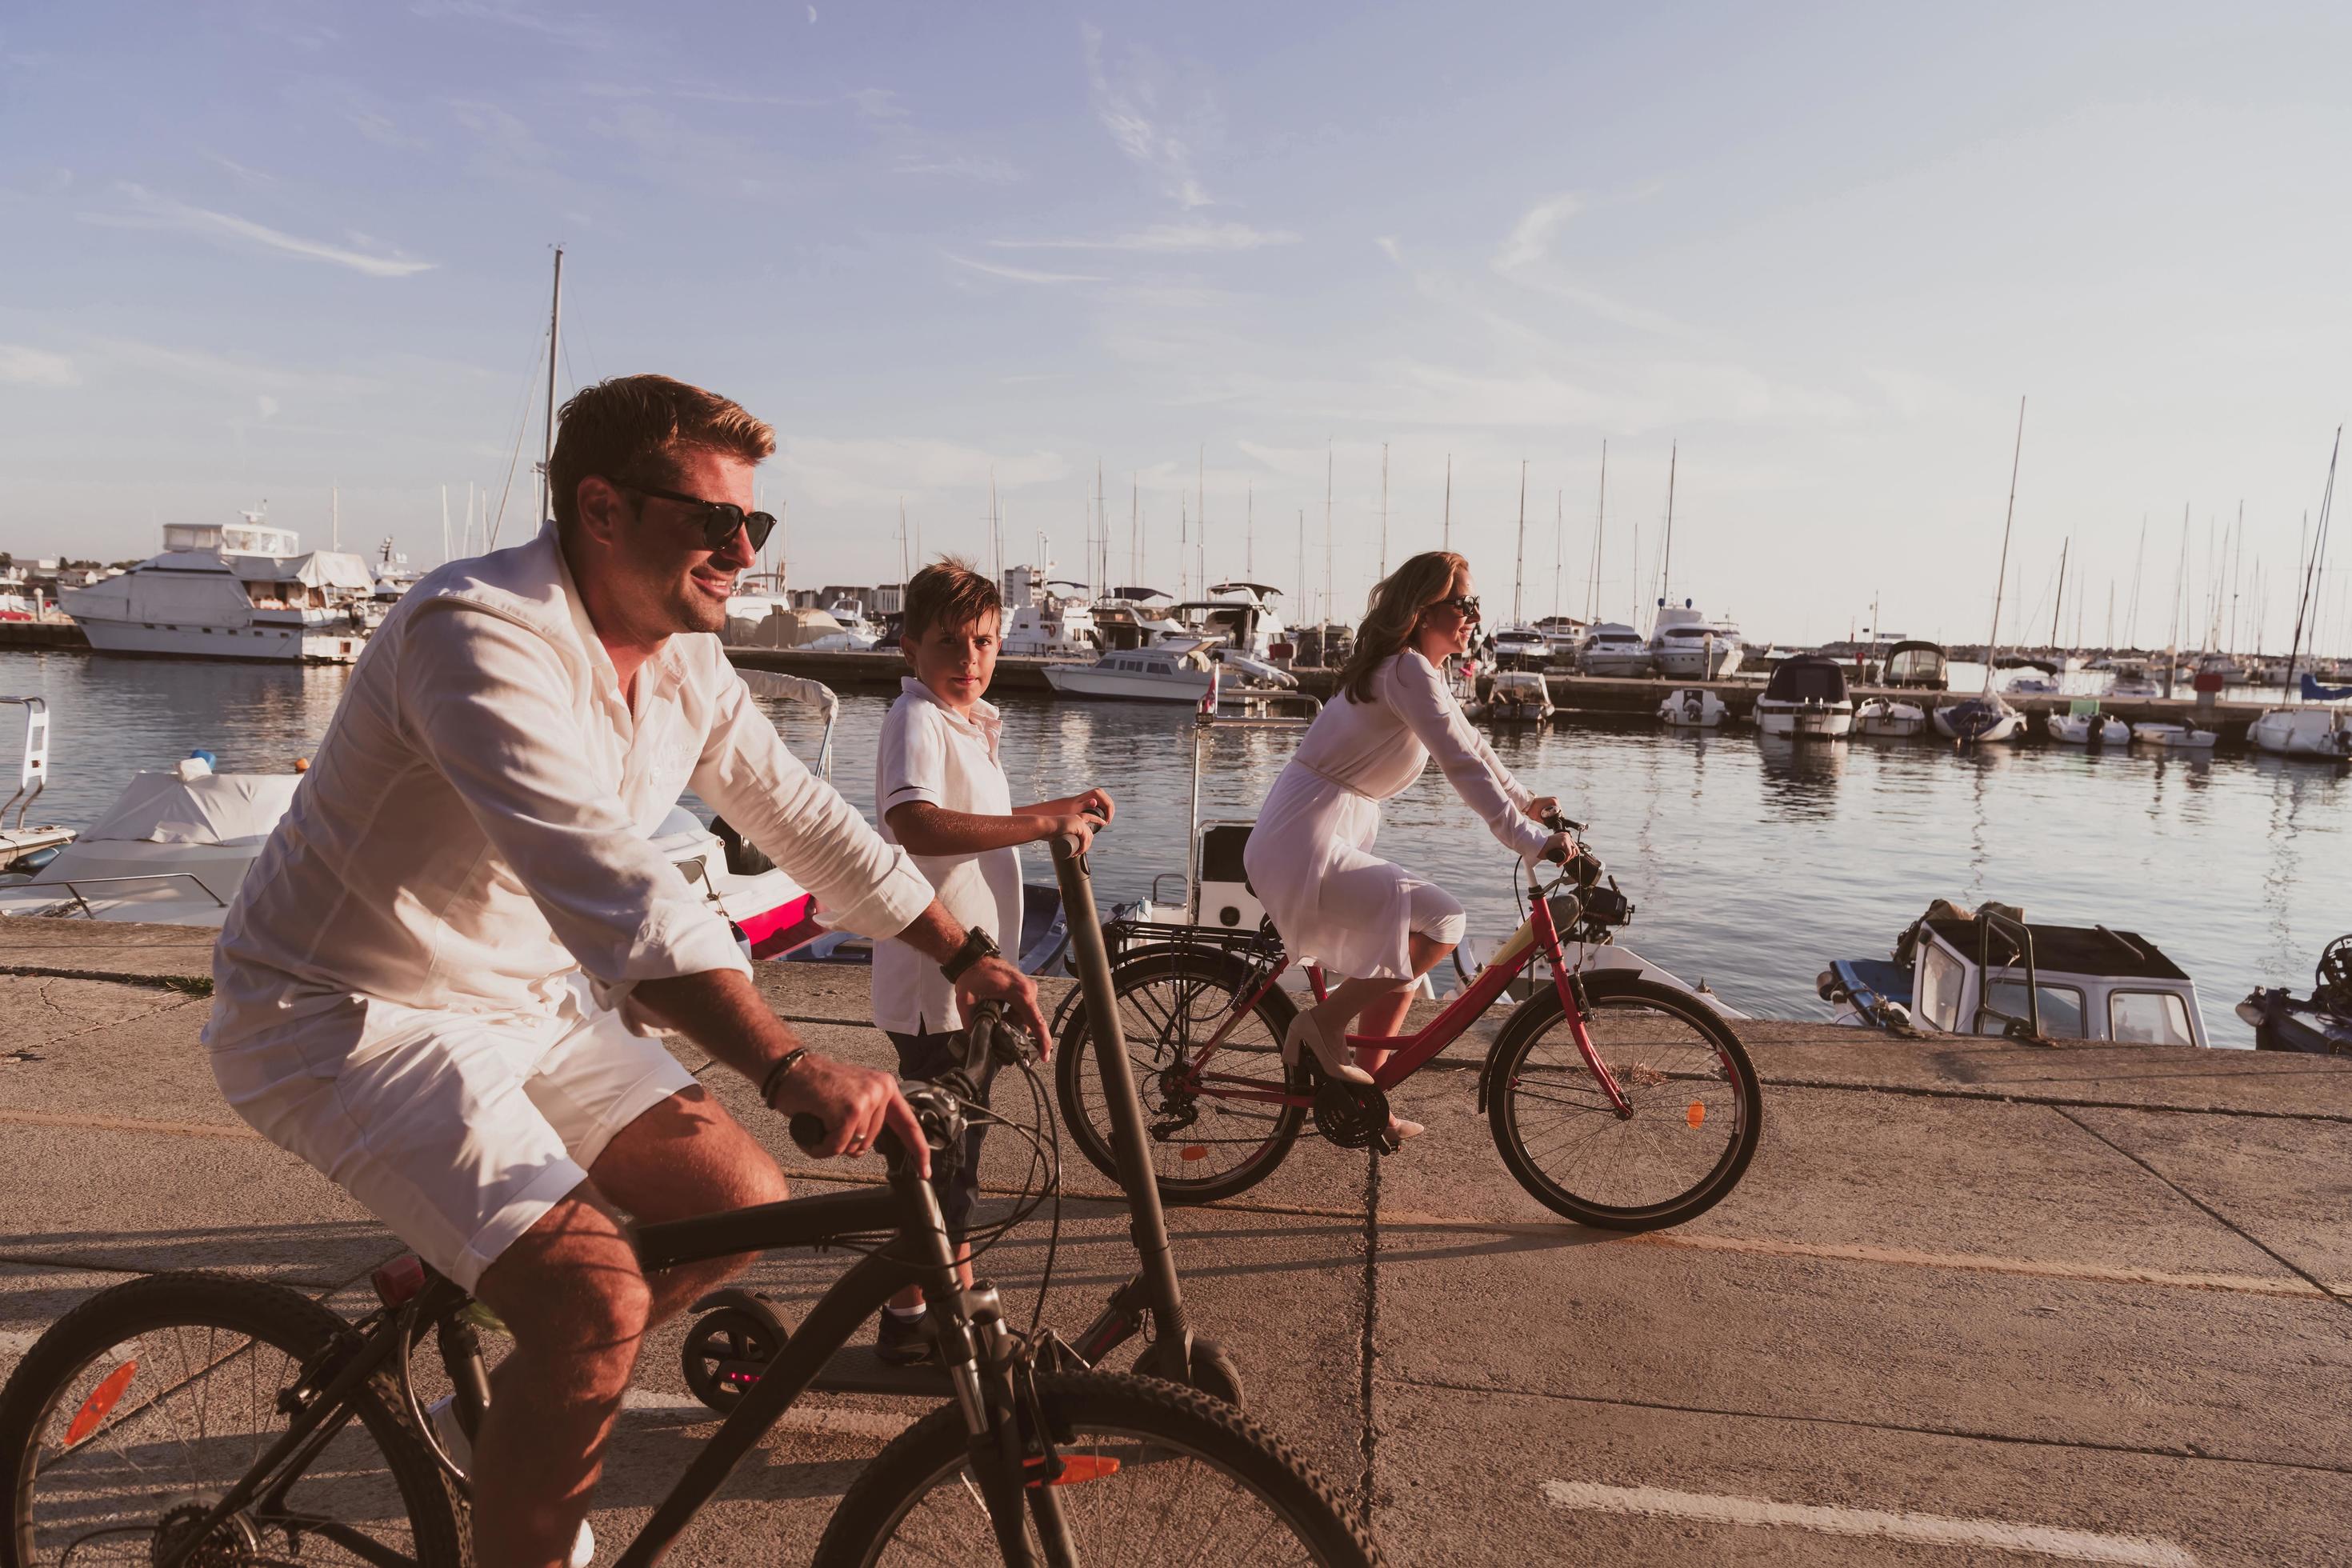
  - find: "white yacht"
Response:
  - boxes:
[61,515,374,662]
[1650,600,1744,679]
[1090,587,1187,652]
[1000,567,1104,658]
[2249,705,2352,760]
[1041,638,1219,704]
[1170,583,1288,659]
[1752,656,1854,738]
[1577,622,1652,677]
[1489,625,1550,670]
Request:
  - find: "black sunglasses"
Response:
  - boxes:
[1430,594,1482,620]
[614,481,778,552]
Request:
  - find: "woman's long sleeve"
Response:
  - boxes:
[1386,654,1551,860]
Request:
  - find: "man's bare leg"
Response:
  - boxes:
[466,1088,789,1566]
[470,1193,650,1568]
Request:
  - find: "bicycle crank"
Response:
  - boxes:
[1312,1078,1394,1152]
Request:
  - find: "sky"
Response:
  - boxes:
[5,0,2352,652]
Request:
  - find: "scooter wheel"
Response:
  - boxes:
[1190,1340,1246,1409]
[682,1306,785,1413]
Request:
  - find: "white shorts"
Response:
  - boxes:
[210,978,697,1291]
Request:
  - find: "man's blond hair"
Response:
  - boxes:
[549,374,775,531]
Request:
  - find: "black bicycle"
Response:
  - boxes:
[0,1077,1379,1566]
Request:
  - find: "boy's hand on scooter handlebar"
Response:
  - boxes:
[1051,811,1108,853]
[956,955,1052,1058]
[1071,786,1115,825]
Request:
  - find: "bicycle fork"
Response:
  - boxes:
[1538,914,1635,1120]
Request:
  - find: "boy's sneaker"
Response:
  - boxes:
[874,1308,934,1366]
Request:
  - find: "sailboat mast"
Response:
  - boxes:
[2285,426,2342,694]
[1442,454,1452,549]
[1982,397,2026,694]
[1322,442,1334,625]
[1246,484,1254,577]
[1587,440,1607,624]
[1552,489,1563,622]
[541,246,562,526]
[1512,460,1527,626]
[1659,444,1677,606]
[2048,537,2068,654]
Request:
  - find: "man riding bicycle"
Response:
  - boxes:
[203,374,1046,1568]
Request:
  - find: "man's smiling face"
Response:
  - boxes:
[610,445,756,637]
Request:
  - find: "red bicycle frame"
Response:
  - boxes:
[1181,884,1634,1118]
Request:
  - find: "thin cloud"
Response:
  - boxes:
[946,254,1103,286]
[349,109,426,150]
[990,221,1295,253]
[0,345,76,386]
[1495,193,1582,270]
[1082,22,1210,209]
[895,151,1022,184]
[1490,190,1698,340]
[85,183,435,278]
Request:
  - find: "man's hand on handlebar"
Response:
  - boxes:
[768,1053,930,1178]
[957,954,1052,1057]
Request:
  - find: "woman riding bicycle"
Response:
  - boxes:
[1244,550,1573,1141]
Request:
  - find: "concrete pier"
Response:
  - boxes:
[2,918,2345,1562]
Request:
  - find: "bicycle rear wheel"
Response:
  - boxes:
[1487,972,1762,1230]
[813,1371,1381,1566]
[1054,948,1307,1205]
[0,1271,470,1567]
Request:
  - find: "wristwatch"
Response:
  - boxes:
[941,926,1000,984]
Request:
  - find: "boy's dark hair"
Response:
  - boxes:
[902,556,1002,641]
[548,374,775,533]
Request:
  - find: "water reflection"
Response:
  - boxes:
[1754,734,1844,819]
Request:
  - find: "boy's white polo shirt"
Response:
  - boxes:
[874,677,1024,1034]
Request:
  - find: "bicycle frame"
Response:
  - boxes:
[153,1173,1059,1568]
[1184,880,1635,1119]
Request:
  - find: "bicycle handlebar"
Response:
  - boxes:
[784,1000,1041,1174]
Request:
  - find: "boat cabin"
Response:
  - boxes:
[1823,905,2208,1047]
[1760,655,1850,706]
[1881,641,1950,690]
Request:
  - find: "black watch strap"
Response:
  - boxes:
[942,926,1000,985]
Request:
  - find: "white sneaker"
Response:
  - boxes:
[427,1395,597,1567]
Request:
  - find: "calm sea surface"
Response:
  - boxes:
[6,648,2346,1047]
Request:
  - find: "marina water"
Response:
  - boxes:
[6,648,2344,1048]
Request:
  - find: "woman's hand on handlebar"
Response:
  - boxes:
[1537,829,1580,866]
[769,1054,930,1178]
[956,954,1053,1058]
[1527,795,1563,823]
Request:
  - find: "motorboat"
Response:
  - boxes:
[1090,587,1188,652]
[999,567,1105,658]
[1657,688,1727,729]
[1489,626,1551,671]
[1931,694,2022,743]
[1482,670,1554,723]
[1752,655,1853,739]
[1040,638,1219,703]
[1650,600,1743,679]
[60,514,374,662]
[1532,615,1586,662]
[2236,935,2352,1055]
[1170,583,1288,660]
[1879,641,1950,691]
[2131,722,2216,750]
[1819,899,2208,1046]
[1577,622,1652,677]
[2249,678,2352,759]
[1854,698,1926,738]
[2046,710,2129,745]
[0,697,72,880]
[2005,672,2062,696]
[2106,659,2161,698]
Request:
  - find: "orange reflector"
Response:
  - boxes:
[66,1360,138,1447]
[1026,1454,1122,1487]
[1686,1102,1706,1129]
[1179,1146,1209,1162]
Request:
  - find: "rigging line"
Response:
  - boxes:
[489,326,547,541]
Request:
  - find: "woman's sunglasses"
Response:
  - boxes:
[614,481,778,552]
[1430,594,1482,621]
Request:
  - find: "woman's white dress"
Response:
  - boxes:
[1243,650,1550,980]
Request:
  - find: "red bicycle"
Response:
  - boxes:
[1054,824,1762,1230]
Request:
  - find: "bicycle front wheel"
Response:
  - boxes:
[1487,972,1762,1230]
[813,1371,1381,1566]
[1054,948,1307,1205]
[0,1271,470,1567]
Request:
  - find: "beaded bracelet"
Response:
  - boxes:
[760,1047,810,1109]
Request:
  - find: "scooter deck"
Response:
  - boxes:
[805,1346,953,1397]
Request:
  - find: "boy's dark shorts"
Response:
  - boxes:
[887,1026,998,1239]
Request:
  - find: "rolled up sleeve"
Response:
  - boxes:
[401,605,750,1005]
[695,667,935,940]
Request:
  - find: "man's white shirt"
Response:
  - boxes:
[872,678,1023,1036]
[205,522,934,1061]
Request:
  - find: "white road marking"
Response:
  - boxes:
[620,1390,912,1441]
[1541,1481,2198,1566]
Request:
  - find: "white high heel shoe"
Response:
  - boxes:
[1282,1012,1373,1086]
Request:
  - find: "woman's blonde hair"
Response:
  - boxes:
[1336,550,1468,703]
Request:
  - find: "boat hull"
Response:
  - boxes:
[1041,666,1215,703]
[2248,709,2352,759]
[2131,723,2217,750]
[1578,650,1654,677]
[1931,702,2022,742]
[74,616,363,663]
[1754,701,1853,738]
